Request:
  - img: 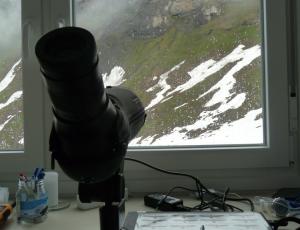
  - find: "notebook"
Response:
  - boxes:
[123,211,272,230]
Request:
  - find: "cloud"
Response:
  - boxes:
[0,0,21,56]
[75,0,140,39]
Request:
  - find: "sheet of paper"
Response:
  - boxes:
[134,212,271,230]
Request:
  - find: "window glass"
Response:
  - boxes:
[75,0,263,147]
[0,0,23,150]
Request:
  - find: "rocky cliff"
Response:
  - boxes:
[126,0,224,38]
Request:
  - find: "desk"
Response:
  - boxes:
[2,196,298,230]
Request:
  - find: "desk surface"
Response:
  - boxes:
[2,196,298,230]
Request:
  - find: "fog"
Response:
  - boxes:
[75,0,140,39]
[0,0,140,59]
[0,0,21,59]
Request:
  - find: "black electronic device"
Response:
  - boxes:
[144,193,184,211]
[35,26,146,230]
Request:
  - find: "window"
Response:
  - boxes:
[75,0,296,191]
[72,0,291,170]
[0,0,44,173]
[5,0,296,192]
[75,0,264,147]
[0,0,23,150]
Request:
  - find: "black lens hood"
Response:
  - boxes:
[35,26,98,80]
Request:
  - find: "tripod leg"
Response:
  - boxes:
[100,199,125,230]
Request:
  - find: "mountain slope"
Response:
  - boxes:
[97,0,263,146]
[0,0,263,148]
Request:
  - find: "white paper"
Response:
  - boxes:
[134,212,271,230]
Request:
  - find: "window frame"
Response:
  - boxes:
[123,0,298,191]
[0,0,45,174]
[0,0,73,175]
[3,0,296,192]
[124,0,292,170]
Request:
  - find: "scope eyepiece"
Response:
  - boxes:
[36,27,97,79]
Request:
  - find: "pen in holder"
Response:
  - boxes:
[16,168,48,223]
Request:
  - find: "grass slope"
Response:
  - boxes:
[100,0,262,141]
[0,0,262,148]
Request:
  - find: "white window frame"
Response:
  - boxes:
[0,0,72,180]
[6,0,297,193]
[124,0,299,192]
[0,0,45,176]
[128,0,291,170]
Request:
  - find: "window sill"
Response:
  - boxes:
[3,194,298,230]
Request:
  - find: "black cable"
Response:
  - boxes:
[125,157,253,213]
[222,187,230,211]
[157,185,224,212]
[226,204,243,212]
[226,197,254,211]
[193,199,217,211]
[269,216,300,230]
[125,157,206,203]
[202,188,254,212]
[193,195,240,212]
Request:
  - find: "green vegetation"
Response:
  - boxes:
[0,0,263,148]
[98,0,263,141]
[0,64,23,150]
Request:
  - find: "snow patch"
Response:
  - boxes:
[215,93,246,113]
[144,45,260,111]
[0,59,21,93]
[0,115,15,132]
[18,137,24,145]
[130,44,262,146]
[103,66,126,87]
[174,103,188,110]
[199,45,261,107]
[167,45,258,96]
[130,108,263,146]
[198,108,263,145]
[0,91,23,110]
[18,138,24,145]
[145,61,185,110]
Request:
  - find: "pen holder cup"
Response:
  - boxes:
[16,179,48,223]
